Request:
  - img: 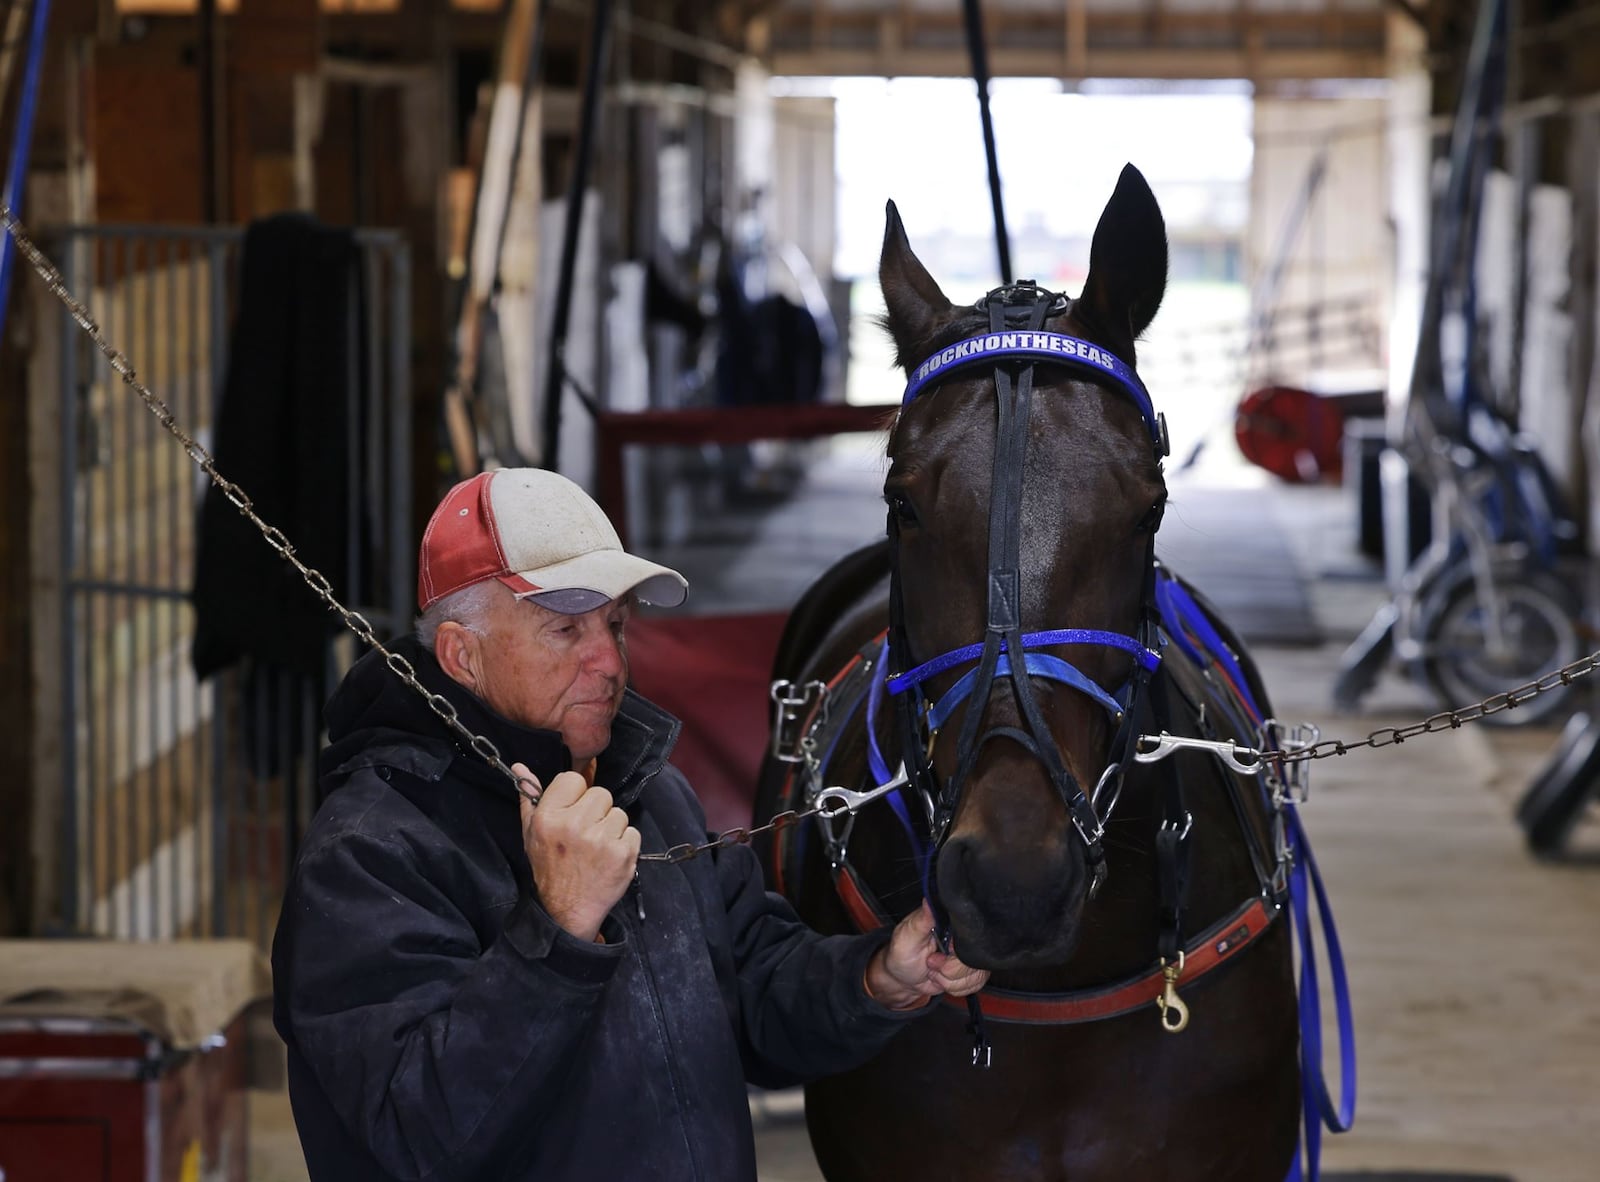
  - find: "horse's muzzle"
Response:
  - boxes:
[935,832,1089,969]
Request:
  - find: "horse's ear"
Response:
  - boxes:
[880,200,953,365]
[1079,164,1168,343]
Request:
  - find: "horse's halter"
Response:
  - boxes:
[885,280,1170,900]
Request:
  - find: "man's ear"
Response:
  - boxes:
[433,621,480,692]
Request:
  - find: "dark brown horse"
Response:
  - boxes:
[753,166,1308,1181]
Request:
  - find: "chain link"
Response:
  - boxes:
[639,808,823,863]
[9,204,1596,868]
[1266,649,1599,767]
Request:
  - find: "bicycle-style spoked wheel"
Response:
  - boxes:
[1420,572,1583,726]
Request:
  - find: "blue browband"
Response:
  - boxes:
[902,329,1168,456]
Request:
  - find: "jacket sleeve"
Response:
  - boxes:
[713,838,929,1087]
[273,825,624,1181]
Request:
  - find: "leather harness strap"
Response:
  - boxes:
[945,896,1278,1025]
[832,860,894,932]
[822,862,1279,1026]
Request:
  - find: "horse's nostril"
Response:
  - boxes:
[938,837,976,899]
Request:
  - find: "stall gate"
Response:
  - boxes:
[54,224,412,946]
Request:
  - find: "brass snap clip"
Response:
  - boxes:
[1156,950,1190,1034]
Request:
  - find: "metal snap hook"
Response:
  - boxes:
[814,765,911,817]
[1156,950,1190,1033]
[1135,731,1264,776]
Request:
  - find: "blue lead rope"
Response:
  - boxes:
[1154,569,1356,1182]
[1285,808,1358,1182]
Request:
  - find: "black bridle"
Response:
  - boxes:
[885,278,1170,915]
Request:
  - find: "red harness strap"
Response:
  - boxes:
[832,861,892,932]
[948,896,1279,1025]
[771,761,799,897]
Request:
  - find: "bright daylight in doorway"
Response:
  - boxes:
[777,75,1256,465]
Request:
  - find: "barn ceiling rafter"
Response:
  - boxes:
[761,0,1390,82]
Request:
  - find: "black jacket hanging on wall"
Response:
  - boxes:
[192,213,369,681]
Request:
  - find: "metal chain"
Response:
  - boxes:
[639,805,825,863]
[8,203,1595,867]
[1265,648,1600,766]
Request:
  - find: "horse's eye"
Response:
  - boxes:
[886,492,920,528]
[1138,496,1167,533]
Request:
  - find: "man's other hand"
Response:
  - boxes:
[864,900,990,1011]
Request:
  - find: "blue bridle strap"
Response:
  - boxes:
[925,652,1124,733]
[887,628,1160,696]
[864,637,895,787]
[863,643,938,900]
[902,329,1165,454]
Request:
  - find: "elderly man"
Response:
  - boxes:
[271,468,986,1182]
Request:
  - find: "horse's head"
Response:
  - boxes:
[880,165,1170,971]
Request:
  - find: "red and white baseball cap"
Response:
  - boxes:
[417,469,688,614]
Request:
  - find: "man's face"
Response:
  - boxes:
[471,587,632,762]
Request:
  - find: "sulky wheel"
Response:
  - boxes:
[1419,572,1583,727]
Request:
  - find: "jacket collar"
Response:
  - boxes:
[600,690,683,808]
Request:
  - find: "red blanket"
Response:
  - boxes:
[627,612,788,834]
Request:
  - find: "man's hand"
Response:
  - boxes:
[864,900,990,1011]
[514,762,640,942]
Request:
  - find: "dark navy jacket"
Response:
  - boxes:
[271,637,924,1181]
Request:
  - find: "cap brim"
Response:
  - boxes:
[502,549,689,614]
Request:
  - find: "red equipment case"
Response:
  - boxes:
[0,940,269,1182]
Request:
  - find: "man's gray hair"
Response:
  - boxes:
[415,581,501,651]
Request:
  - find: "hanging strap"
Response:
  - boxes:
[1147,669,1192,965]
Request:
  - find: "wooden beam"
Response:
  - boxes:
[768,45,1388,82]
[766,5,1388,81]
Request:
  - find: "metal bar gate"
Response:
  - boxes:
[54,223,412,945]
